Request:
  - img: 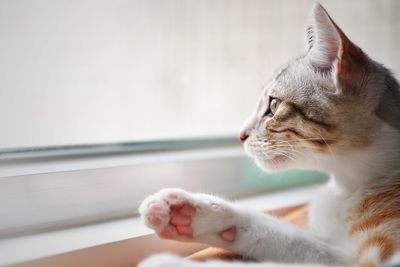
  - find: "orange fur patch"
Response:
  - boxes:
[349,211,400,235]
[357,235,395,262]
[348,184,400,231]
[355,188,400,215]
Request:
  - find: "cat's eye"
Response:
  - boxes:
[266,97,281,117]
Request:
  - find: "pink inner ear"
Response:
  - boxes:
[336,38,345,82]
[306,4,369,94]
[336,32,368,94]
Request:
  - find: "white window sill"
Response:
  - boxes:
[0,185,320,266]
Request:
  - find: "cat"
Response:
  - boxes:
[137,3,400,267]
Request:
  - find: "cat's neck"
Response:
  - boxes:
[319,125,400,194]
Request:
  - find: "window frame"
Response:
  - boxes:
[0,137,327,239]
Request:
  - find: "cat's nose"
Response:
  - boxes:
[239,133,249,144]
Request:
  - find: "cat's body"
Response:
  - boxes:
[138,4,400,267]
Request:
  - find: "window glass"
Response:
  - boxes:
[0,1,305,148]
[1,1,399,149]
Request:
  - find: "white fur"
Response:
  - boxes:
[139,188,348,265]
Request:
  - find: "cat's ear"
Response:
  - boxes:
[306,4,368,94]
[306,4,341,69]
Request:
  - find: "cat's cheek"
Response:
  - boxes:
[243,140,293,171]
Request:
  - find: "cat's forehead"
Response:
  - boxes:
[263,59,335,104]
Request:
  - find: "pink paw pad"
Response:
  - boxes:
[220,226,236,242]
[149,216,162,226]
[179,204,196,216]
[167,202,196,237]
[165,193,178,202]
[149,203,162,212]
[170,212,191,226]
[176,225,193,236]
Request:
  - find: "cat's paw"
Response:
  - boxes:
[139,188,196,239]
[139,188,237,243]
[137,253,193,267]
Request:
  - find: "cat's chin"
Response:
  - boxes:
[254,155,292,172]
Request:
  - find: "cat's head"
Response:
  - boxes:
[240,4,400,172]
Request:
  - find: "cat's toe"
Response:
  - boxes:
[139,189,197,239]
[139,194,171,231]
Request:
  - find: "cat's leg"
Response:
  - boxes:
[137,253,343,267]
[139,188,349,265]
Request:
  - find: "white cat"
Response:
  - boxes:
[138,4,400,267]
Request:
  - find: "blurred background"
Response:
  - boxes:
[0,0,399,265]
[1,0,399,149]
